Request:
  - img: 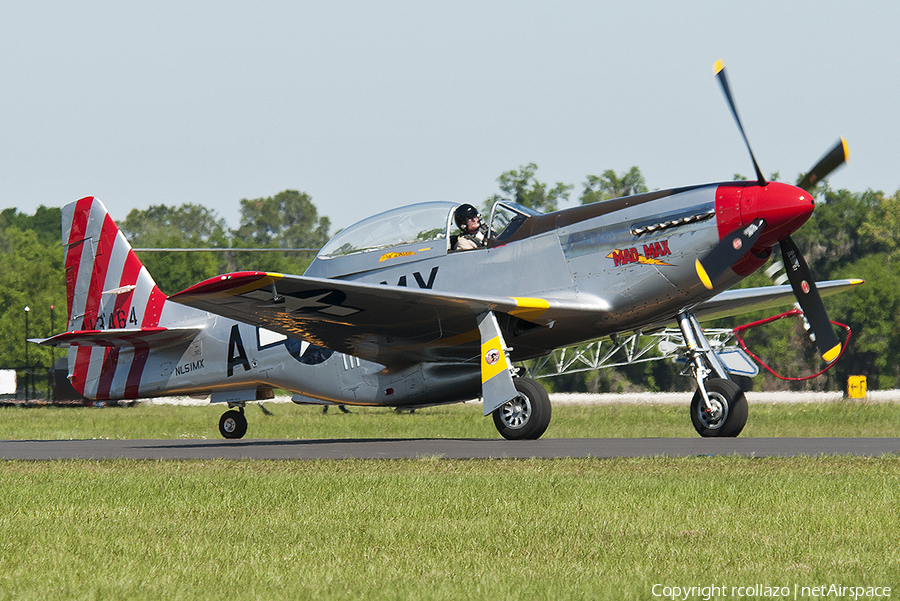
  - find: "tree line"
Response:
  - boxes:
[0,166,893,394]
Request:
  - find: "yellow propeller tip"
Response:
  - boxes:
[841,137,850,163]
[695,259,714,290]
[714,59,725,74]
[822,343,842,364]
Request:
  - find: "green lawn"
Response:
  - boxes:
[0,458,897,600]
[1,401,897,599]
[2,399,900,440]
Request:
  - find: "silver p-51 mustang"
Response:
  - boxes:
[36,62,861,440]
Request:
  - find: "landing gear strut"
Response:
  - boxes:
[678,311,749,438]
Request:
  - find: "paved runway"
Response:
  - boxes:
[1,437,899,460]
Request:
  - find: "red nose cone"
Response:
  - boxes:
[741,181,815,247]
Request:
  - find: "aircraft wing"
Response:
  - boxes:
[169,271,607,365]
[692,278,864,323]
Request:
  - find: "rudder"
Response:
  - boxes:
[62,196,167,397]
[63,196,166,332]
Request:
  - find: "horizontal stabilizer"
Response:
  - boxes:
[32,326,203,348]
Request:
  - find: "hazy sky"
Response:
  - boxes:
[2,1,897,233]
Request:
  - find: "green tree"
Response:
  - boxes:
[0,206,62,245]
[0,221,66,387]
[793,186,881,276]
[236,190,330,249]
[859,188,900,260]
[121,203,230,246]
[580,167,648,204]
[822,254,900,389]
[120,204,230,294]
[233,190,331,275]
[487,163,572,213]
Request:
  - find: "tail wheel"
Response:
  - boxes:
[492,377,552,440]
[690,378,748,438]
[219,409,248,439]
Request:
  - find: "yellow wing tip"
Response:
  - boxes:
[822,343,842,364]
[714,59,725,74]
[695,259,714,290]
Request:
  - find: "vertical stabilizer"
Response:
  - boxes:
[62,196,168,397]
[63,196,166,332]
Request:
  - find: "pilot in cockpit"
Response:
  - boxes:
[454,204,489,250]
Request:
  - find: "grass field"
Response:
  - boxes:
[3,398,900,440]
[0,458,897,600]
[1,402,898,599]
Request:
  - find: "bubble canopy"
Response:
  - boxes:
[318,201,457,258]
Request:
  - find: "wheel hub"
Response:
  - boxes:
[222,417,237,434]
[698,393,729,429]
[499,395,532,429]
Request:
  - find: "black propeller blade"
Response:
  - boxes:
[696,218,766,290]
[714,60,766,186]
[779,236,843,362]
[775,136,850,363]
[797,137,850,191]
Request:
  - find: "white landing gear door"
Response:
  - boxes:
[477,311,519,416]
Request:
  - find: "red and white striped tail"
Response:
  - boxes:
[62,196,168,398]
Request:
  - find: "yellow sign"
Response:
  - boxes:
[847,376,867,399]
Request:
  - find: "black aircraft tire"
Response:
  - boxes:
[219,410,248,439]
[690,378,748,438]
[492,377,552,440]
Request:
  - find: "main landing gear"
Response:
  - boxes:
[690,377,748,437]
[678,312,749,438]
[492,377,552,440]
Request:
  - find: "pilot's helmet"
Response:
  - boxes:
[454,204,480,230]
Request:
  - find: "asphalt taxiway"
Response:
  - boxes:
[5,392,899,460]
[1,437,898,460]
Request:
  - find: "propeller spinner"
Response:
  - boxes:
[696,60,849,363]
